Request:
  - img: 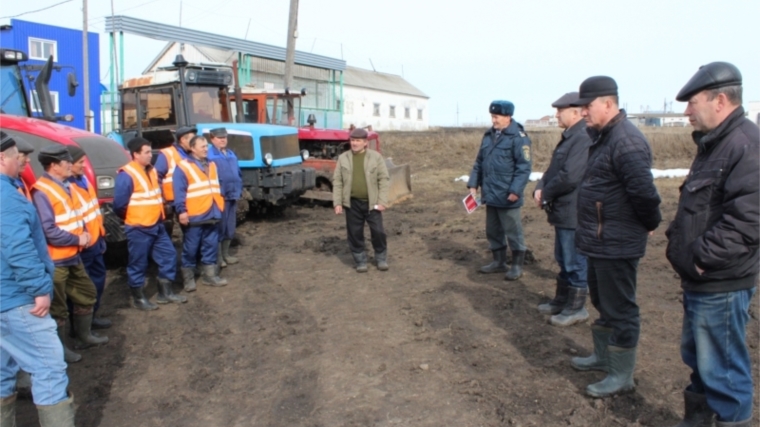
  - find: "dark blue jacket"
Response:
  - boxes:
[172,157,223,223]
[468,120,532,208]
[1,174,55,312]
[207,144,243,200]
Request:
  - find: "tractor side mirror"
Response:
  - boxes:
[67,72,78,97]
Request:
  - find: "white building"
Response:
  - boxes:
[749,101,760,126]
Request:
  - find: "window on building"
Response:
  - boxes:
[336,99,341,111]
[417,108,423,120]
[405,107,410,119]
[389,105,396,118]
[29,90,59,113]
[373,103,380,117]
[28,38,57,61]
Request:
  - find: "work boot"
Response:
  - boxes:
[73,314,109,349]
[352,252,368,273]
[15,371,31,400]
[670,390,715,427]
[716,419,752,427]
[201,264,228,287]
[56,322,81,363]
[550,287,590,327]
[1,392,16,427]
[156,278,188,304]
[480,248,508,274]
[222,239,238,265]
[218,243,227,268]
[537,279,570,315]
[182,267,197,292]
[504,250,525,281]
[585,346,636,398]
[130,286,158,311]
[37,392,75,427]
[571,325,612,372]
[91,316,112,330]
[375,250,389,271]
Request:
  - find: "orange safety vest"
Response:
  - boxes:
[32,176,85,261]
[160,146,184,202]
[176,159,224,217]
[17,180,31,201]
[119,161,165,227]
[71,176,105,245]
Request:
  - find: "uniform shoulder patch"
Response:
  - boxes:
[519,132,526,137]
[522,145,531,161]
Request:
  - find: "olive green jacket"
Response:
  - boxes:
[333,149,390,208]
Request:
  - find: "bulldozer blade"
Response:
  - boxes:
[385,158,412,206]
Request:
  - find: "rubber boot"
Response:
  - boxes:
[504,250,525,281]
[56,322,81,363]
[716,419,753,427]
[585,346,636,398]
[130,286,158,311]
[1,392,16,427]
[156,278,188,304]
[218,243,227,268]
[352,252,368,273]
[571,325,612,372]
[670,390,715,427]
[222,239,238,265]
[537,279,570,315]
[73,314,109,349]
[550,287,590,327]
[480,248,507,274]
[36,392,75,427]
[201,264,228,287]
[181,267,197,292]
[375,250,389,271]
[15,371,31,400]
[91,316,112,330]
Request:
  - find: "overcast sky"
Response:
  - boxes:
[3,0,758,126]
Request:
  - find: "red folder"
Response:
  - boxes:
[463,193,480,214]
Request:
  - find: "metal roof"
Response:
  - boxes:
[105,15,345,71]
[343,66,428,99]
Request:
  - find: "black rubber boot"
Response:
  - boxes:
[222,239,238,265]
[550,286,590,327]
[352,252,368,273]
[202,264,228,287]
[670,389,716,427]
[181,267,197,292]
[571,324,612,372]
[91,316,112,330]
[537,278,570,315]
[56,322,81,363]
[585,346,636,398]
[480,248,508,274]
[37,392,75,427]
[130,287,158,311]
[375,250,389,271]
[716,419,753,427]
[504,250,525,281]
[156,278,188,303]
[1,392,16,427]
[73,314,109,349]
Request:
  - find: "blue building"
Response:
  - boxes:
[0,19,100,133]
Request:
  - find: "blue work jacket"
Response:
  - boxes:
[208,144,243,200]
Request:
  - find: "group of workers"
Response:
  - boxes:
[0,125,243,426]
[468,62,758,427]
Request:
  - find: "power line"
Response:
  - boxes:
[0,0,73,19]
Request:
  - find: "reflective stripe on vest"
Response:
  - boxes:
[176,159,224,217]
[160,146,183,202]
[33,177,84,261]
[17,182,30,201]
[119,161,165,227]
[72,176,105,244]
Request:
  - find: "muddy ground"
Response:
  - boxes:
[15,128,759,426]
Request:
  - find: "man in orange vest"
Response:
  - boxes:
[173,135,227,289]
[31,144,108,363]
[114,138,187,310]
[66,146,111,330]
[155,125,194,215]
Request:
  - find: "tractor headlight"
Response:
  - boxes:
[97,176,115,190]
[300,149,309,161]
[186,71,196,82]
[264,153,273,166]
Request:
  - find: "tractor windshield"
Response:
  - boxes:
[0,64,29,117]
[187,86,229,124]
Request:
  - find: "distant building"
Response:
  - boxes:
[627,112,689,127]
[525,115,558,127]
[0,19,101,132]
[749,101,760,126]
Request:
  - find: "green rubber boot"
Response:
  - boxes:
[1,392,16,427]
[571,325,612,372]
[670,389,715,427]
[37,392,75,427]
[585,346,636,398]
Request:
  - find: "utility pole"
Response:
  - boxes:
[82,0,90,131]
[283,0,299,123]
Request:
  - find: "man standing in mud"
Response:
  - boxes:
[534,92,592,327]
[333,128,390,273]
[665,62,758,427]
[467,100,531,281]
[570,76,661,398]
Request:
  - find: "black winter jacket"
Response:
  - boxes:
[665,107,759,293]
[467,121,532,208]
[575,110,662,259]
[535,120,592,229]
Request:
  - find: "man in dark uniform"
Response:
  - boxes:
[569,76,661,398]
[534,92,592,326]
[467,100,532,280]
[207,127,243,268]
[665,62,758,427]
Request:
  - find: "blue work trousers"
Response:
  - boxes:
[80,241,106,312]
[485,206,525,252]
[126,225,177,288]
[0,305,68,405]
[554,227,587,289]
[681,288,755,423]
[181,224,219,268]
[218,200,237,241]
